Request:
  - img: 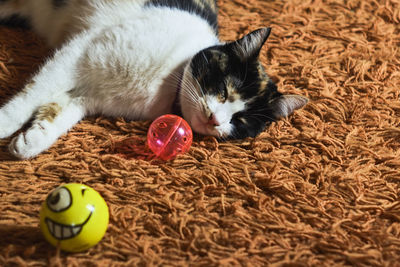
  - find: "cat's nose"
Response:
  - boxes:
[207,113,220,127]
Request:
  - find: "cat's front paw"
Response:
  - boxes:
[9,125,54,159]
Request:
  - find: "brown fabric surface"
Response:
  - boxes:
[1,0,400,266]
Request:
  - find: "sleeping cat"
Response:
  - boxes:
[0,0,308,159]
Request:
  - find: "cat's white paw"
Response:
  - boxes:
[9,124,53,159]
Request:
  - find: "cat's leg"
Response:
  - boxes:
[0,73,76,140]
[0,31,92,139]
[9,96,86,159]
[0,80,46,139]
[0,81,50,139]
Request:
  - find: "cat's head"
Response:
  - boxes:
[180,28,308,139]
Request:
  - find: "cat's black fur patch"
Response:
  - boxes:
[227,78,282,139]
[146,0,218,32]
[52,0,68,9]
[189,36,283,139]
[191,45,277,101]
[230,80,282,138]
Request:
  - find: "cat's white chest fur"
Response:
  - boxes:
[76,7,219,120]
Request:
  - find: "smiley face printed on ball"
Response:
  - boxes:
[40,183,109,252]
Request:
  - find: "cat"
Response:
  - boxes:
[0,0,308,159]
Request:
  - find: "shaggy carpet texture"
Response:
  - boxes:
[1,0,400,266]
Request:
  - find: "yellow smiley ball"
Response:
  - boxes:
[40,183,109,252]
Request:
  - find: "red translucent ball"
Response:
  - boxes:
[147,114,193,160]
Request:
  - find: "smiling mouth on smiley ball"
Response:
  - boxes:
[45,211,93,240]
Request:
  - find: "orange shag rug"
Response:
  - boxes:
[1,0,400,266]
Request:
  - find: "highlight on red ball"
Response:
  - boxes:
[147,114,193,160]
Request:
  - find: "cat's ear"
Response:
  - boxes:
[269,95,309,119]
[229,27,272,60]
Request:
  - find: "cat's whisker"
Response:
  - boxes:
[163,72,203,111]
[182,95,201,109]
[180,84,202,110]
[188,71,205,99]
[239,80,259,92]
[183,83,202,104]
[201,51,209,64]
[248,113,276,123]
[182,85,200,104]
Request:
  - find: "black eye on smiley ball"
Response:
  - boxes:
[46,186,72,212]
[40,183,109,252]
